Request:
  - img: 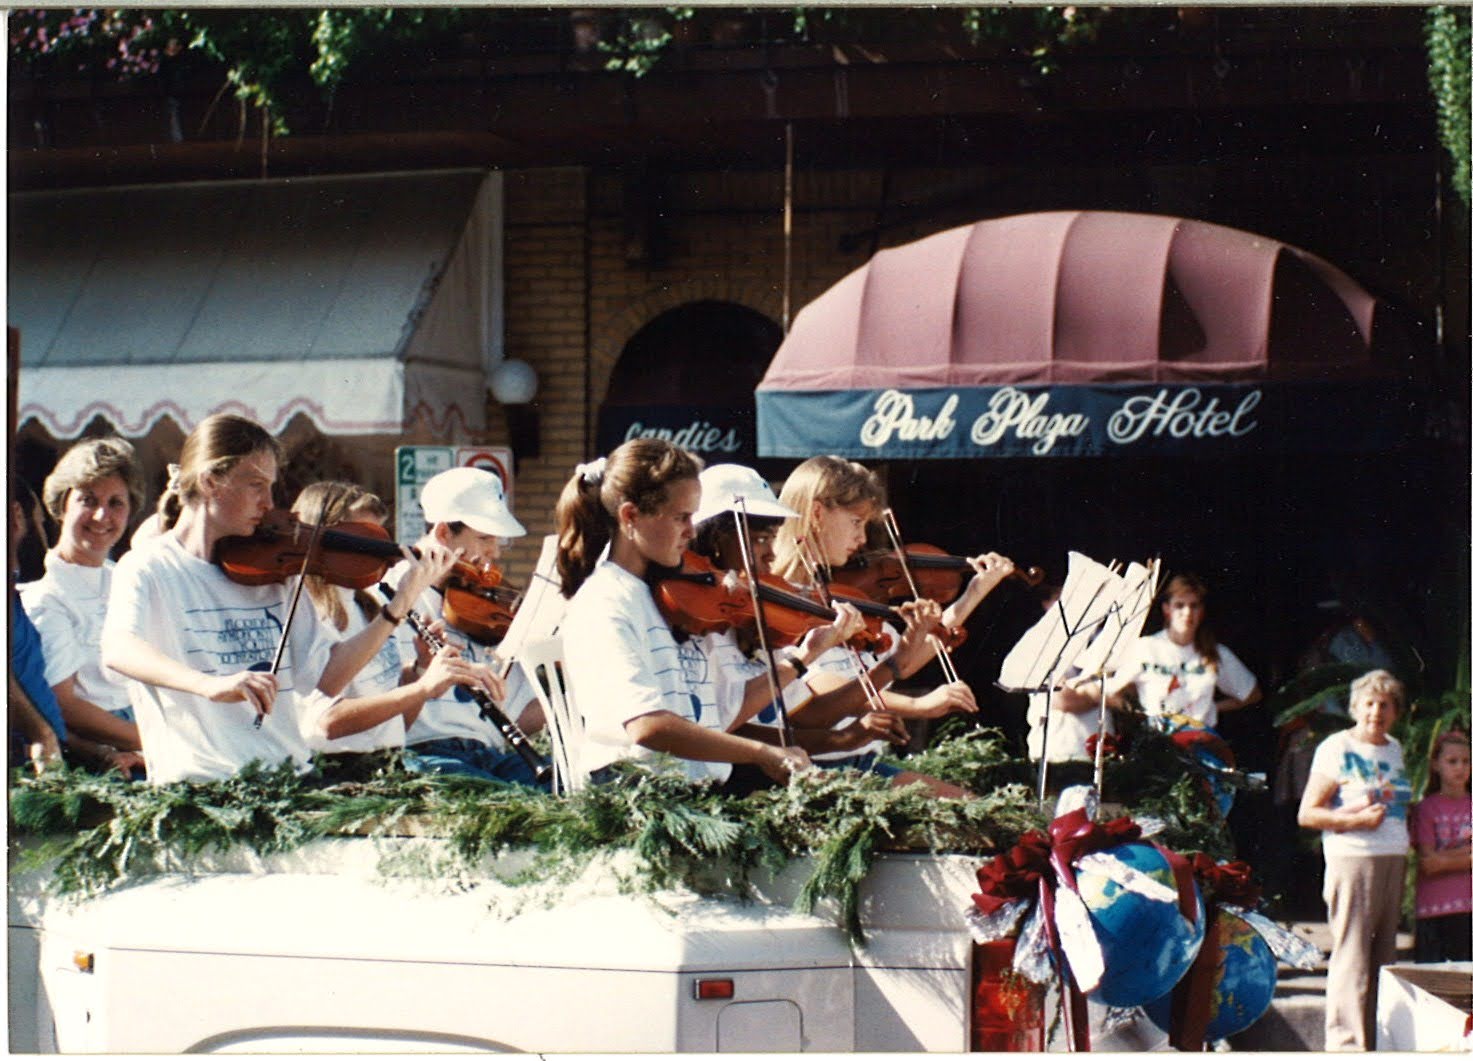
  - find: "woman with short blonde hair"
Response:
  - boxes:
[21,437,147,774]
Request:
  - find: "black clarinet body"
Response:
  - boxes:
[395,601,553,786]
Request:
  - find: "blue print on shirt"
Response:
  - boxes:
[183,604,293,688]
[1338,748,1412,820]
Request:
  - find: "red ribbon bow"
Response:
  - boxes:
[1188,853,1262,908]
[971,810,1143,915]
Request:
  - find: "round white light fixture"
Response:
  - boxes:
[489,358,538,405]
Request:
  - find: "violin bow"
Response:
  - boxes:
[793,538,888,715]
[878,508,962,686]
[731,496,794,748]
[253,485,337,728]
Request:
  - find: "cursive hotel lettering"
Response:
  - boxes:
[1106,388,1261,445]
[969,387,1088,455]
[624,420,742,453]
[860,390,958,448]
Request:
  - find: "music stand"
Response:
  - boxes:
[1071,558,1160,791]
[997,551,1123,808]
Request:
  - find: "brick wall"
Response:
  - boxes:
[493,162,892,585]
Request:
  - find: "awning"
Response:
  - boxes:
[757,211,1411,458]
[9,168,503,439]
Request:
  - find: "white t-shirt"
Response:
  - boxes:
[310,586,406,754]
[20,551,133,716]
[685,629,811,733]
[382,561,534,749]
[100,533,334,783]
[1309,728,1412,858]
[1026,677,1113,762]
[1111,630,1257,728]
[560,560,729,785]
[806,620,901,761]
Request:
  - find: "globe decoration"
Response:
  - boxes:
[1145,908,1277,1040]
[1163,714,1238,818]
[1074,842,1206,1007]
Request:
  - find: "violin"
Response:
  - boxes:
[836,544,1044,606]
[653,552,894,654]
[212,509,520,643]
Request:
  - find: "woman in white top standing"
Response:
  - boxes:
[100,414,464,783]
[555,439,810,794]
[1108,573,1260,728]
[20,437,147,775]
[1297,669,1412,1051]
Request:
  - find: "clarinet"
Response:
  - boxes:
[398,603,553,786]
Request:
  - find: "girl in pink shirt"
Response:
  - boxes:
[1412,729,1472,962]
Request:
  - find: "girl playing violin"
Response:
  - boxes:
[686,464,972,798]
[769,457,1018,765]
[556,440,810,794]
[292,481,490,754]
[99,414,463,783]
[20,437,147,776]
[380,465,547,786]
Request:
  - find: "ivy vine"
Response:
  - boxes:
[1425,6,1472,208]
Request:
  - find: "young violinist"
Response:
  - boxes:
[686,464,971,798]
[555,440,810,794]
[99,414,458,783]
[770,456,1018,767]
[20,437,147,775]
[380,466,547,786]
[291,481,485,753]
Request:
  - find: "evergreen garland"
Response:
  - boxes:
[10,731,1234,942]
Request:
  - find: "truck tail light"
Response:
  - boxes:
[693,978,735,1000]
[969,940,1044,1051]
[72,951,95,974]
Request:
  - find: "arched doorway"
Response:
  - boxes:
[597,300,782,467]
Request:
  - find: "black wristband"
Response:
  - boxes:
[789,656,809,679]
[380,605,405,628]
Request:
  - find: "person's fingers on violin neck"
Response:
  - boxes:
[401,542,461,595]
[833,601,866,640]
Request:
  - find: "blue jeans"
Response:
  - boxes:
[404,738,548,790]
[815,751,902,779]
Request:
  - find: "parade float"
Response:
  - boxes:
[8,723,1316,1053]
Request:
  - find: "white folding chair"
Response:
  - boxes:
[516,636,584,795]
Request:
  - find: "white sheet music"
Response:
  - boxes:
[997,551,1121,692]
[494,535,567,663]
[1072,558,1160,677]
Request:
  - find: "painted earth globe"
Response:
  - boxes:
[1075,841,1205,1007]
[1145,908,1278,1041]
[1163,715,1238,818]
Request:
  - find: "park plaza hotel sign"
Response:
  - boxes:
[756,382,1411,459]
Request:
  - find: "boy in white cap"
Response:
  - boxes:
[382,467,547,786]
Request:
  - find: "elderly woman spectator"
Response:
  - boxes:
[1297,669,1413,1051]
[20,438,147,776]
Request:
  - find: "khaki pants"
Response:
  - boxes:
[1323,854,1406,1051]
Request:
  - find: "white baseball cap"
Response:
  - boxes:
[419,467,526,537]
[693,464,798,526]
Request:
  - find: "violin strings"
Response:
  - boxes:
[880,508,960,686]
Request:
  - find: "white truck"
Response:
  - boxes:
[8,836,1164,1053]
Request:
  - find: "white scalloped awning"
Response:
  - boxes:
[10,168,503,439]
